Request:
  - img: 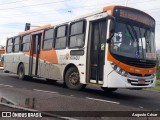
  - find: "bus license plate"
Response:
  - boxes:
[138,79,145,84]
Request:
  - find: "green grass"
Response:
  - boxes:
[149,80,160,91]
[153,80,160,91]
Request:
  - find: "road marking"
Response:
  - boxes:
[33,89,57,94]
[139,106,143,109]
[0,84,13,88]
[86,97,120,104]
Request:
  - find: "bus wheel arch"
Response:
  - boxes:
[17,63,26,80]
[63,64,77,82]
[64,64,86,90]
[17,62,24,74]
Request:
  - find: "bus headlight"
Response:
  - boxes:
[110,62,128,77]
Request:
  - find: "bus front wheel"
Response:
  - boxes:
[65,67,86,90]
[18,64,26,80]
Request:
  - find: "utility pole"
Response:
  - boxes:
[125,0,129,6]
[68,10,72,18]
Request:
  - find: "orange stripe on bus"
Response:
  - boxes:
[39,49,58,64]
[107,51,156,76]
[23,49,58,64]
[103,5,115,14]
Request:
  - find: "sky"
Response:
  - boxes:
[0,0,160,49]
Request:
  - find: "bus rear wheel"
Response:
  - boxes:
[18,64,26,80]
[65,67,86,90]
[101,87,118,92]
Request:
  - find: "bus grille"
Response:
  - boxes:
[112,53,156,68]
[125,60,156,68]
[127,79,153,86]
[129,73,152,77]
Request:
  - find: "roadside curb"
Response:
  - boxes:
[143,89,160,93]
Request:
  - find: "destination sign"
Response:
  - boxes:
[114,8,155,27]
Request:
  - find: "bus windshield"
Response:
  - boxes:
[110,22,156,61]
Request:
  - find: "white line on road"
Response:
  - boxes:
[0,84,13,88]
[33,89,57,94]
[86,97,120,104]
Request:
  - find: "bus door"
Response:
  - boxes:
[29,33,42,76]
[89,19,107,83]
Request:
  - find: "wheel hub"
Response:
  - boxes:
[69,72,79,85]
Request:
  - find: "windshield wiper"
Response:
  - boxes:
[125,24,135,42]
[128,23,140,56]
[139,27,145,59]
[144,29,152,53]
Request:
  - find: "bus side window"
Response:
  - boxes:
[6,38,13,53]
[13,36,20,53]
[54,25,67,49]
[43,28,54,50]
[21,34,30,52]
[69,20,86,48]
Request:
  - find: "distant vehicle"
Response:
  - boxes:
[3,5,157,92]
[0,48,5,67]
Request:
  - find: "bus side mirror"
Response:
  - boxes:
[106,16,116,43]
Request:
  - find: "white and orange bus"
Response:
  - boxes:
[4,5,157,91]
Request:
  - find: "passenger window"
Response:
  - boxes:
[55,25,67,49]
[69,21,85,48]
[14,37,20,52]
[43,28,54,50]
[21,34,30,52]
[6,38,13,53]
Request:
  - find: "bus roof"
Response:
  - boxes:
[51,8,103,26]
[51,5,155,26]
[18,24,51,35]
[50,5,120,26]
[16,5,154,36]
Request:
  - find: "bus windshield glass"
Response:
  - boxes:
[110,22,156,60]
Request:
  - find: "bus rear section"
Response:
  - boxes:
[4,25,51,75]
[0,48,5,67]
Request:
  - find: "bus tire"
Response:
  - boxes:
[18,64,26,80]
[101,87,118,92]
[65,67,86,90]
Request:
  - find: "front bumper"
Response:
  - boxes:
[103,70,156,88]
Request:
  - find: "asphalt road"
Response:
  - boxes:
[0,70,160,120]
